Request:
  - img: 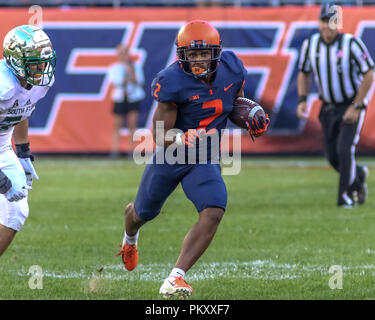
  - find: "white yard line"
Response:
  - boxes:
[13,260,375,282]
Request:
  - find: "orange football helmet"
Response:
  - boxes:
[176,20,222,79]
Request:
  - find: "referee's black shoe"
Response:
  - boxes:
[355,166,369,205]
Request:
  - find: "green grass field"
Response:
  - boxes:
[1,156,375,300]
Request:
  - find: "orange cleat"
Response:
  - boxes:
[159,276,193,299]
[117,243,138,271]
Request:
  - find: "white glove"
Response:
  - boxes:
[18,157,39,181]
[5,185,30,202]
[25,173,33,188]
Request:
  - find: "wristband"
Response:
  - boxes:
[15,143,31,158]
[298,95,307,103]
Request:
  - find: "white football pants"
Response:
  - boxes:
[0,145,29,231]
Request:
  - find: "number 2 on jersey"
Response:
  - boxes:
[197,99,223,131]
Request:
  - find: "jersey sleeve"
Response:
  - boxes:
[298,38,312,73]
[0,63,15,113]
[224,51,247,79]
[350,36,375,74]
[237,54,248,84]
[221,51,247,93]
[238,58,247,92]
[0,74,15,102]
[0,86,15,102]
[151,70,180,103]
[0,102,9,114]
[0,79,15,115]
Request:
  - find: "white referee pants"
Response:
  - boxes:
[0,145,29,231]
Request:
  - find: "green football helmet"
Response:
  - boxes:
[3,25,56,86]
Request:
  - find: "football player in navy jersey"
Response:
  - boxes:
[117,20,269,298]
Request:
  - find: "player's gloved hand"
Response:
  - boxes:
[24,173,33,188]
[176,129,202,147]
[5,185,30,202]
[246,114,270,141]
[0,169,30,202]
[15,143,39,186]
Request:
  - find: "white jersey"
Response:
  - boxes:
[108,62,145,103]
[0,59,54,150]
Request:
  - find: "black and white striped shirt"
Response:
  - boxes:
[298,33,374,104]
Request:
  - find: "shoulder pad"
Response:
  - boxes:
[151,64,182,102]
[221,50,247,78]
[0,61,16,101]
[0,80,16,101]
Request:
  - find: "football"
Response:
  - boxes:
[229,97,266,129]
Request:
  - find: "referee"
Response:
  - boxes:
[297,3,374,208]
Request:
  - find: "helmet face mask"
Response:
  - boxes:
[177,45,221,79]
[176,20,222,80]
[24,51,56,86]
[3,25,56,86]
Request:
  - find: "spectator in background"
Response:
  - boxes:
[108,45,145,158]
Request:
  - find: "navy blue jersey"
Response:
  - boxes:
[152,51,247,132]
[151,51,247,161]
